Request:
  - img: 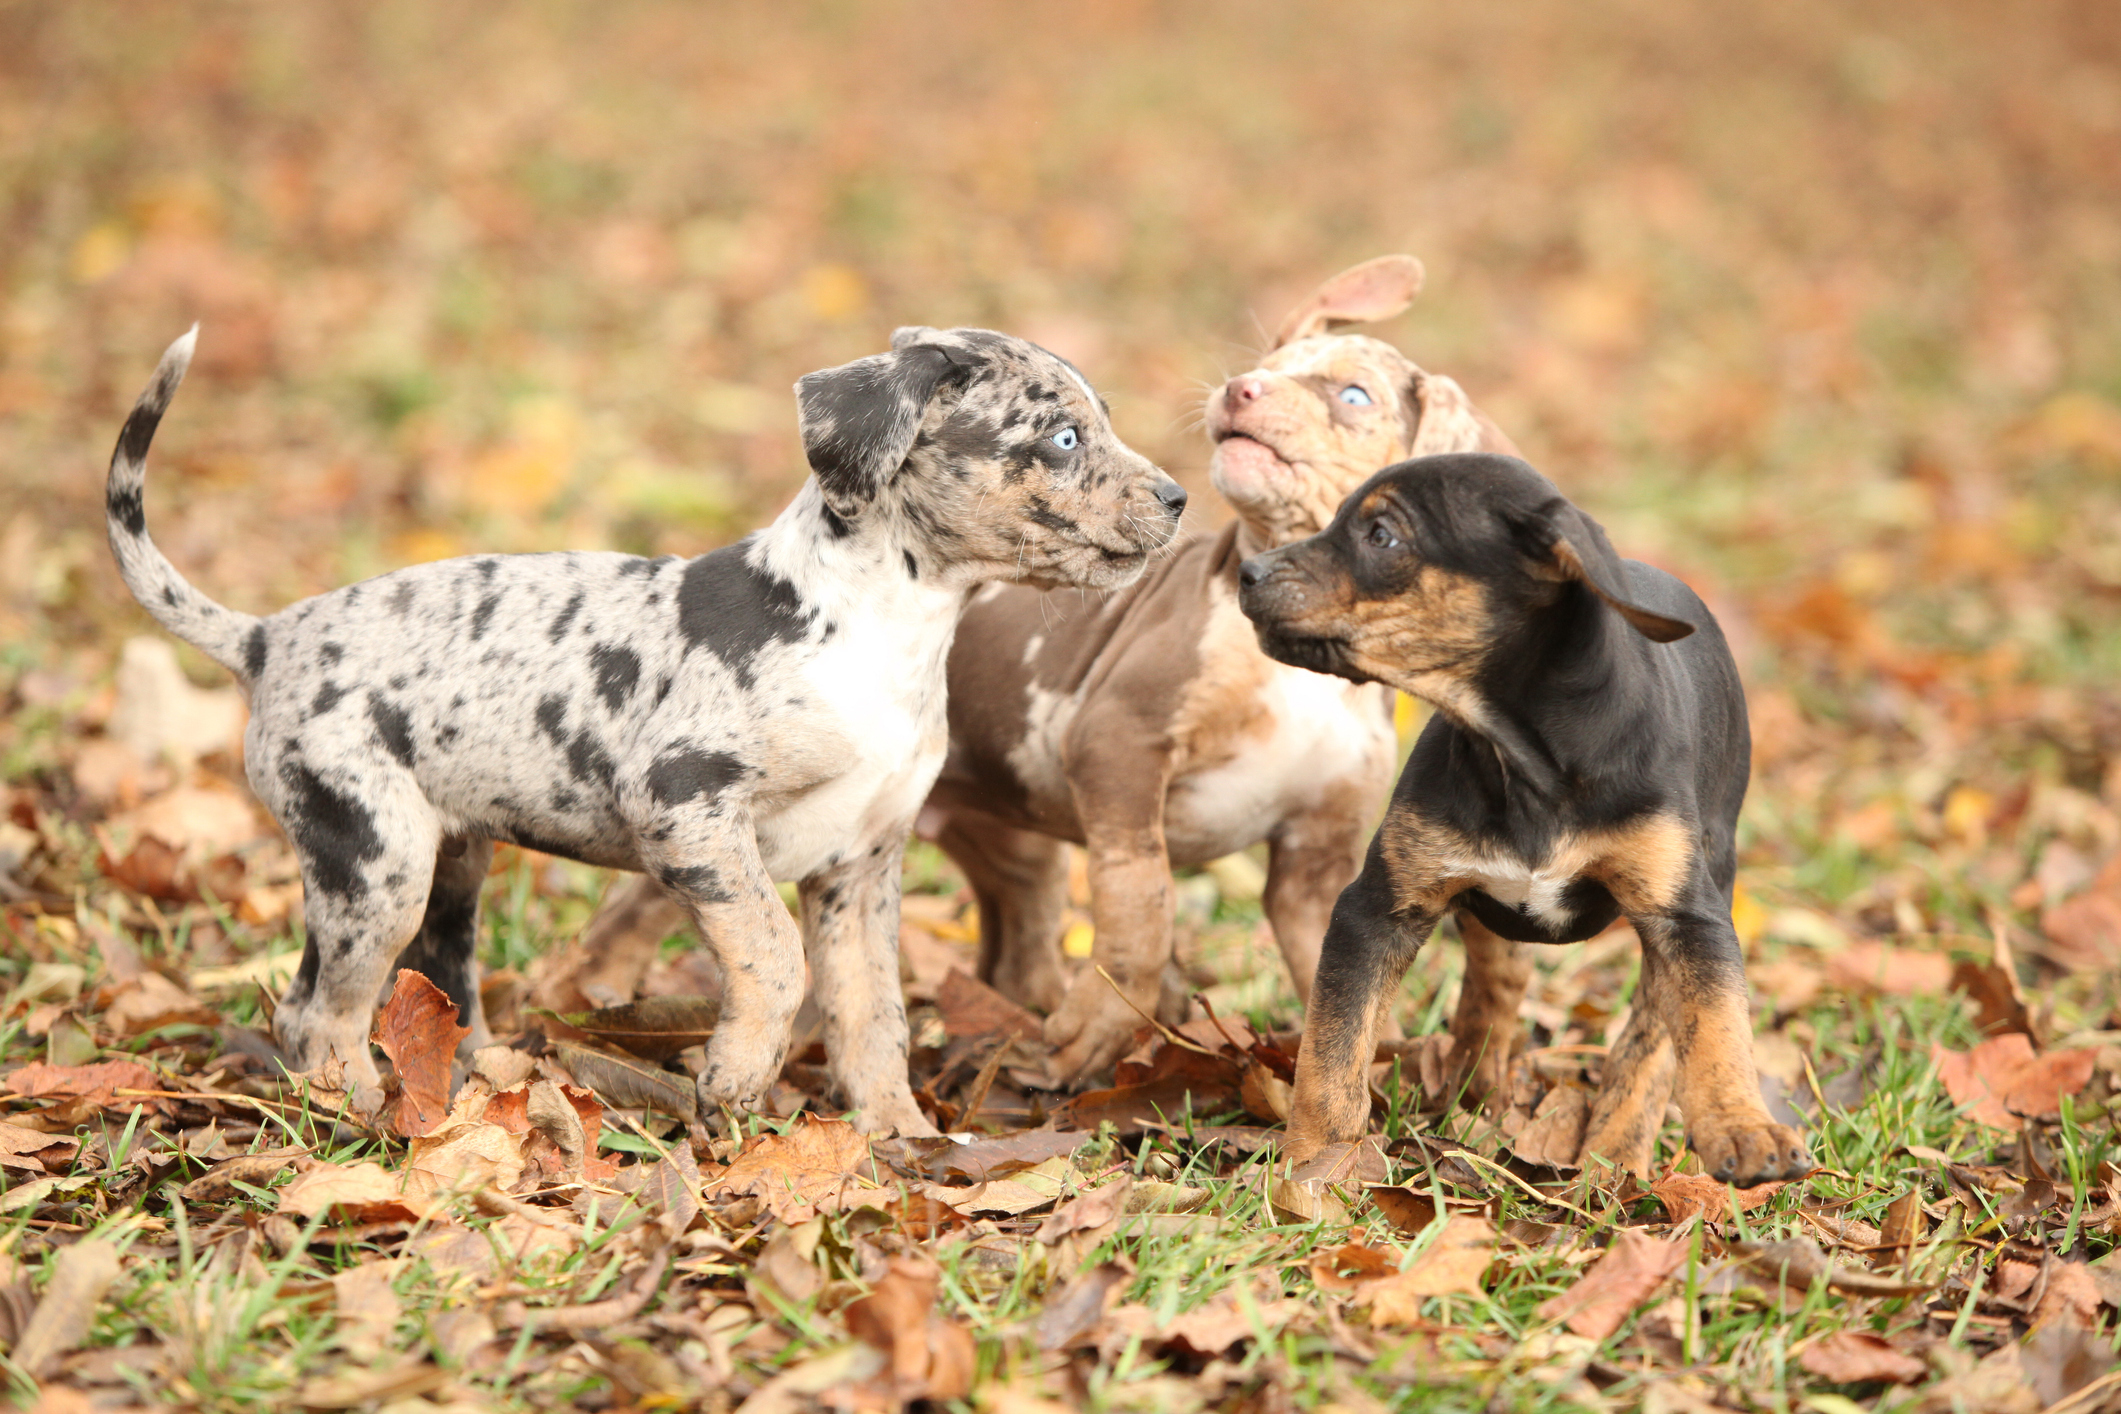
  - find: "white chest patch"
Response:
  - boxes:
[1458,853,1580,929]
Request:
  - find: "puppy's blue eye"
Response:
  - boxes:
[1051,427,1080,450]
[1338,385,1374,406]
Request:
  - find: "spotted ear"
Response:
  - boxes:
[796,342,963,516]
[1272,254,1426,348]
[1529,504,1695,643]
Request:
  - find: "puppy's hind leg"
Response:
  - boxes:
[389,836,496,1058]
[270,773,442,1104]
[936,809,1069,1014]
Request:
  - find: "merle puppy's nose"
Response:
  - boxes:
[1238,556,1267,588]
[1226,375,1265,404]
[1154,478,1188,517]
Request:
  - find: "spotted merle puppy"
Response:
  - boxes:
[1239,453,1811,1185]
[106,325,1185,1136]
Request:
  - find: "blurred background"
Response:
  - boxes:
[4,1,2121,1009]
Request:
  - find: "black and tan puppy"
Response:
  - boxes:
[1238,452,1811,1184]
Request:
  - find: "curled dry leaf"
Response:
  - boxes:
[402,1120,528,1198]
[550,1040,697,1119]
[1512,1084,1589,1169]
[549,995,720,1063]
[1648,1168,1791,1224]
[1880,1188,1926,1251]
[1931,1034,2096,1129]
[102,970,216,1037]
[1034,1260,1134,1352]
[177,1146,306,1203]
[1535,1228,1688,1341]
[843,1257,977,1403]
[704,1115,885,1223]
[3,1059,173,1114]
[1798,1331,1928,1385]
[1366,1185,1439,1236]
[1727,1238,1935,1298]
[1368,1215,1497,1324]
[1034,1175,1132,1243]
[10,1237,121,1376]
[373,969,468,1138]
[277,1161,438,1225]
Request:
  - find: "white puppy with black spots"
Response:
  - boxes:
[106,325,1186,1136]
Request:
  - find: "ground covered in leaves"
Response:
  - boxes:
[6,2,2121,1411]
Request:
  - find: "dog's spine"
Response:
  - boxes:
[104,328,265,683]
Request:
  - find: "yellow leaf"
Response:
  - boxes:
[70,222,132,284]
[1062,921,1095,959]
[1730,882,1766,948]
[1941,786,1993,845]
[802,263,869,322]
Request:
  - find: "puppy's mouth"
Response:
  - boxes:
[1251,625,1364,681]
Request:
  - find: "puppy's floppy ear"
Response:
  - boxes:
[1273,254,1426,348]
[1523,501,1695,643]
[796,341,963,515]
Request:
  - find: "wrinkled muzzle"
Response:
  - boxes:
[1236,543,1357,678]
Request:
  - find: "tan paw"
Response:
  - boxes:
[1690,1112,1814,1186]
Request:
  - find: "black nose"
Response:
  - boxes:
[1155,479,1188,516]
[1238,557,1266,588]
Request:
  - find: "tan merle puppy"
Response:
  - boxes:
[1239,453,1812,1184]
[545,258,1535,1089]
[105,325,1183,1136]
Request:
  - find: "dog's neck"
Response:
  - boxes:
[753,481,979,631]
[1424,587,1666,812]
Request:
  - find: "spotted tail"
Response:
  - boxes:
[105,328,266,685]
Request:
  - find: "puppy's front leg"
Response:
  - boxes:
[801,837,937,1138]
[1637,903,1812,1185]
[1286,851,1437,1165]
[641,820,804,1120]
[1044,743,1178,1084]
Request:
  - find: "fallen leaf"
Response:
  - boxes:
[402,1121,527,1199]
[1046,1071,1245,1135]
[1512,1084,1589,1169]
[3,1059,172,1113]
[549,1040,697,1119]
[373,969,468,1138]
[547,995,719,1063]
[1365,1186,1439,1236]
[10,1238,121,1376]
[1880,1188,1925,1251]
[936,969,1043,1042]
[937,1130,1092,1181]
[2032,1260,2105,1329]
[2019,1322,2118,1408]
[1535,1228,1688,1341]
[1035,1176,1131,1243]
[843,1257,977,1403]
[1799,1331,1928,1384]
[1368,1215,1497,1322]
[292,1358,451,1410]
[1825,941,1953,996]
[1239,1058,1292,1122]
[277,1161,436,1225]
[1727,1238,1934,1298]
[1649,1169,1791,1224]
[1310,1242,1396,1294]
[102,970,216,1037]
[330,1260,404,1361]
[703,1116,885,1222]
[1951,958,2034,1039]
[0,1121,79,1174]
[1932,1035,2096,1128]
[2040,850,2121,973]
[178,1146,306,1203]
[1158,1287,1308,1356]
[1034,1260,1134,1351]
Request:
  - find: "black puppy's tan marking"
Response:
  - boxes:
[1238,453,1810,1185]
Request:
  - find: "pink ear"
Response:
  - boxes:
[1272,255,1427,348]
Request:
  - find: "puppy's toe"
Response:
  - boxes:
[1692,1114,1815,1187]
[1043,986,1147,1089]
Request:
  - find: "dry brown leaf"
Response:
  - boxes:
[373,969,468,1138]
[402,1120,527,1199]
[1512,1084,1589,1169]
[703,1116,884,1222]
[1366,1186,1440,1236]
[1240,1058,1293,1122]
[1368,1215,1497,1322]
[1951,958,2035,1039]
[550,995,719,1063]
[1310,1242,1397,1294]
[936,969,1044,1043]
[1880,1188,1926,1251]
[2040,851,2121,973]
[843,1257,976,1403]
[1649,1169,1791,1224]
[937,1130,1091,1181]
[1825,941,1953,996]
[0,1120,79,1174]
[1798,1330,1928,1384]
[549,1040,697,1119]
[330,1260,404,1361]
[1158,1287,1309,1356]
[277,1161,437,1225]
[2032,1260,2105,1330]
[1534,1228,1688,1341]
[1728,1237,1934,1298]
[1034,1261,1134,1352]
[1932,1035,2096,1128]
[3,1059,172,1114]
[101,971,216,1037]
[10,1238,120,1376]
[1034,1176,1131,1243]
[178,1146,305,1203]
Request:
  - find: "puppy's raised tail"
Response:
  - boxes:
[105,328,267,685]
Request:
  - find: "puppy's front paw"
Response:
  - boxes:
[1044,974,1158,1088]
[1689,1111,1814,1186]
